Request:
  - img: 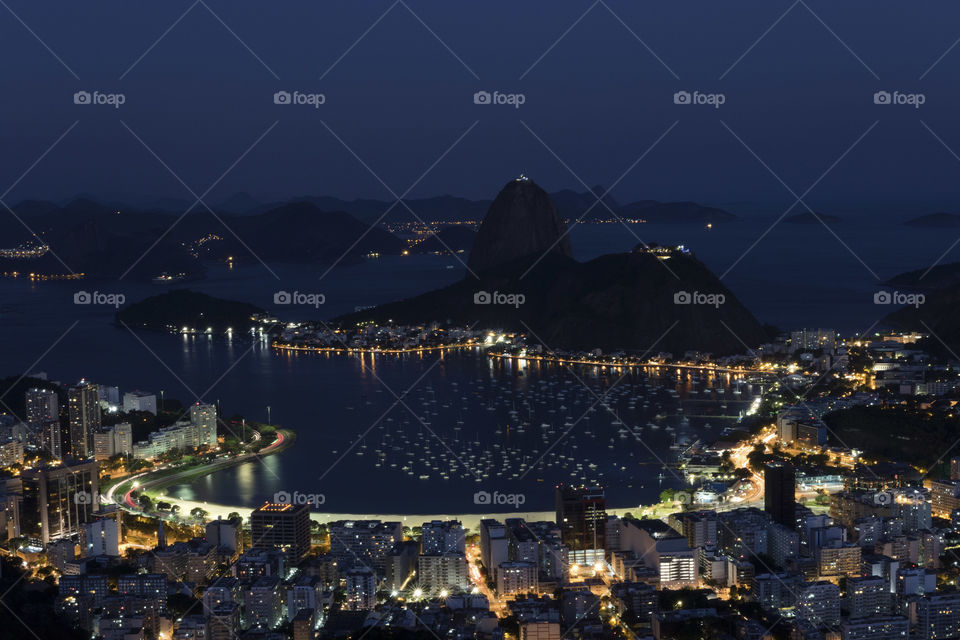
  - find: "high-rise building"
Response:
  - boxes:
[207,515,244,556]
[555,484,606,564]
[250,502,311,560]
[417,552,469,594]
[421,519,465,554]
[40,419,63,460]
[480,519,509,578]
[83,517,120,557]
[20,459,100,544]
[344,567,377,610]
[92,423,133,461]
[67,382,101,459]
[190,403,218,449]
[764,462,796,528]
[25,387,58,427]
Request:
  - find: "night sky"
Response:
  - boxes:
[2,0,960,214]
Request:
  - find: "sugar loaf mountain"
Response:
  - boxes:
[340,178,766,355]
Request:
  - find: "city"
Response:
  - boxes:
[5,2,960,640]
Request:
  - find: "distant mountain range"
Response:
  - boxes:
[339,178,766,355]
[0,189,737,281]
[0,198,403,280]
[904,213,960,228]
[883,261,960,354]
[162,188,739,225]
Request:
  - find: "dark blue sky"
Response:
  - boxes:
[2,0,960,214]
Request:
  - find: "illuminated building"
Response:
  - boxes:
[67,382,101,459]
[20,458,100,545]
[250,502,311,561]
[555,484,606,565]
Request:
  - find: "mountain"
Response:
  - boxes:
[287,190,735,225]
[883,283,960,353]
[904,213,960,228]
[0,199,404,280]
[188,202,405,264]
[338,179,765,355]
[467,178,572,273]
[620,200,737,224]
[116,289,265,333]
[887,262,960,290]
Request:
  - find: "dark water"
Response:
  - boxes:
[0,218,955,512]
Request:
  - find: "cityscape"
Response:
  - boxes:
[7,2,960,640]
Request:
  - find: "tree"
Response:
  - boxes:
[190,507,208,520]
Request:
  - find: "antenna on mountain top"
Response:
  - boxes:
[517,174,529,182]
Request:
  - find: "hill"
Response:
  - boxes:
[904,213,960,228]
[338,179,765,355]
[116,289,266,333]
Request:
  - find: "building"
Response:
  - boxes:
[41,419,63,460]
[329,520,402,573]
[250,502,311,561]
[83,517,120,557]
[673,510,718,549]
[67,382,101,459]
[480,519,509,578]
[620,518,697,588]
[292,608,316,640]
[421,520,465,554]
[845,575,890,618]
[25,387,58,428]
[497,561,538,596]
[344,566,377,610]
[818,541,861,579]
[287,575,323,622]
[915,592,960,640]
[190,403,218,448]
[555,484,606,565]
[418,552,469,594]
[795,581,841,629]
[520,622,561,640]
[206,516,244,556]
[244,575,284,630]
[20,459,100,544]
[93,423,133,461]
[122,391,157,415]
[0,440,24,466]
[764,462,796,528]
[791,328,836,353]
[841,616,909,640]
[129,404,216,460]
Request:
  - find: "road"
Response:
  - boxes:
[106,430,287,514]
